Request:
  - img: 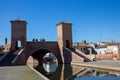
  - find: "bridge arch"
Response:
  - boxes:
[27,48,58,67]
[28,48,55,56]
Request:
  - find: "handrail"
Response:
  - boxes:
[12,49,24,64]
[65,48,84,61]
[0,50,10,62]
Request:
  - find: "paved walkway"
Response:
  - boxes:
[72,60,120,72]
[0,66,48,80]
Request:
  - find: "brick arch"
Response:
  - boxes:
[31,49,52,60]
[30,48,58,60]
[28,48,55,56]
[27,48,58,66]
[26,42,63,63]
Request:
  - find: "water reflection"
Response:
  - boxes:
[43,62,58,74]
[75,76,120,80]
[35,63,63,80]
[72,68,120,80]
[35,63,120,80]
[0,54,4,58]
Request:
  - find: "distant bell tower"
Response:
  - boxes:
[5,37,8,45]
[10,20,27,50]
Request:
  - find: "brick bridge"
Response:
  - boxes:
[5,20,91,65]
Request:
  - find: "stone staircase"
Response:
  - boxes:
[0,49,21,66]
[64,48,84,63]
[73,48,92,62]
[64,48,92,63]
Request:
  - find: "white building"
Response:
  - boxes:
[94,46,107,54]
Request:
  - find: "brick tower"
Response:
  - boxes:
[56,22,73,63]
[10,20,27,50]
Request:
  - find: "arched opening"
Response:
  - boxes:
[15,40,21,49]
[31,49,50,66]
[66,40,70,48]
[30,49,58,66]
[27,49,58,73]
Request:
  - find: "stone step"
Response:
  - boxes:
[0,49,21,66]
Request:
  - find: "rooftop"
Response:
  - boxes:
[56,21,72,26]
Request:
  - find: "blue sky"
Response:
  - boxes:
[0,0,120,45]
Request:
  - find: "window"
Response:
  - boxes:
[15,40,21,49]
[66,40,70,48]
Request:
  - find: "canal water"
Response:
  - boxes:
[0,54,4,58]
[34,62,120,80]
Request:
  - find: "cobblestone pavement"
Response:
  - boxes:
[0,66,47,80]
[72,60,120,72]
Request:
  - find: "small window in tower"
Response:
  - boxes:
[18,41,21,48]
[66,40,70,48]
[15,40,21,49]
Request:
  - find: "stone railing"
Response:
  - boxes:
[75,48,92,61]
[0,50,10,62]
[12,48,24,64]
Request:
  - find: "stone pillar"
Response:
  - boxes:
[10,20,27,51]
[56,22,73,63]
